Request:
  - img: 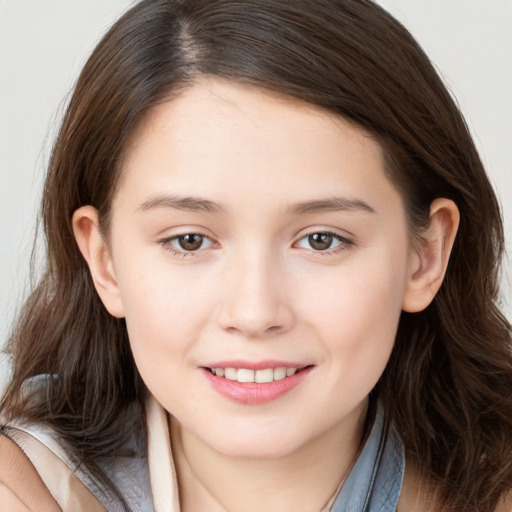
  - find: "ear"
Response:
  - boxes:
[72,206,125,318]
[402,198,460,313]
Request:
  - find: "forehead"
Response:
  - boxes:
[115,78,401,216]
[134,80,372,145]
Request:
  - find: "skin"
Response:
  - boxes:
[0,80,509,512]
[73,79,460,511]
[0,79,461,511]
[0,436,60,512]
[1,443,509,512]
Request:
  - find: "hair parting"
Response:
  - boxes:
[2,1,511,510]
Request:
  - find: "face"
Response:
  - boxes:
[98,79,418,458]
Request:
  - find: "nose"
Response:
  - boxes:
[216,250,295,339]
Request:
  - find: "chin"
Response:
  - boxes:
[200,426,311,460]
[216,442,299,460]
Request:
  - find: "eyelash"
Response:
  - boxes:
[160,232,215,258]
[159,230,354,258]
[294,231,354,255]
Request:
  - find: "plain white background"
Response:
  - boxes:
[1,1,511,390]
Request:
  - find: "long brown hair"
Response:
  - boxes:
[2,1,511,509]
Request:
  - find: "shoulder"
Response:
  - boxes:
[495,492,512,512]
[398,459,512,512]
[397,461,439,512]
[0,433,60,511]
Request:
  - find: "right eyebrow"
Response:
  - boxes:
[137,194,226,214]
[289,196,376,215]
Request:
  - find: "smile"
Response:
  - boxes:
[208,367,298,383]
[202,364,313,404]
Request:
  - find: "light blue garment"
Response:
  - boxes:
[332,401,405,512]
[3,377,404,511]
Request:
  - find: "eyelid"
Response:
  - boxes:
[159,231,219,257]
[157,226,354,258]
[293,229,355,254]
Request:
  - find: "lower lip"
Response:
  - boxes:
[202,367,313,405]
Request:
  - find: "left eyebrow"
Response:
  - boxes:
[289,196,376,215]
[137,193,226,214]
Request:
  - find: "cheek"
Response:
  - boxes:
[118,271,208,402]
[114,258,211,364]
[305,258,406,330]
[301,253,409,383]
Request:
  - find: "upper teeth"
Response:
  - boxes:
[213,367,297,383]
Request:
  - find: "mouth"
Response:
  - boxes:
[204,366,311,384]
[202,363,314,404]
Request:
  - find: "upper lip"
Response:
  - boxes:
[202,360,311,370]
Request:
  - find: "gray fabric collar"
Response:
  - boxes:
[332,401,404,512]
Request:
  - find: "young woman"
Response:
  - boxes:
[1,1,511,511]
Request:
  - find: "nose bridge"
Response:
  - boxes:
[217,242,293,337]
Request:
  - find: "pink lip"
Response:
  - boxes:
[201,364,313,405]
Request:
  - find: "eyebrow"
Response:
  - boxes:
[137,194,226,214]
[137,193,376,215]
[289,196,376,215]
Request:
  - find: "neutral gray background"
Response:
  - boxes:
[1,1,511,391]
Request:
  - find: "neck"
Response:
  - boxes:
[170,401,368,512]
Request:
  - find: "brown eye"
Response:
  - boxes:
[161,233,215,256]
[178,234,205,251]
[295,231,351,254]
[308,233,334,251]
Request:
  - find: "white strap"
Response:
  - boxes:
[147,395,181,512]
[2,428,105,511]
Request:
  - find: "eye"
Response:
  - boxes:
[161,233,216,255]
[295,231,352,253]
[176,233,208,251]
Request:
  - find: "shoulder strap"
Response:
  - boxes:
[2,427,106,512]
[146,394,181,512]
[331,402,405,512]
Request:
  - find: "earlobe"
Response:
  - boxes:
[402,198,460,313]
[72,206,125,318]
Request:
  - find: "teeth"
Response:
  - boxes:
[255,368,273,383]
[211,366,300,383]
[273,367,287,380]
[224,368,237,381]
[237,369,255,383]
